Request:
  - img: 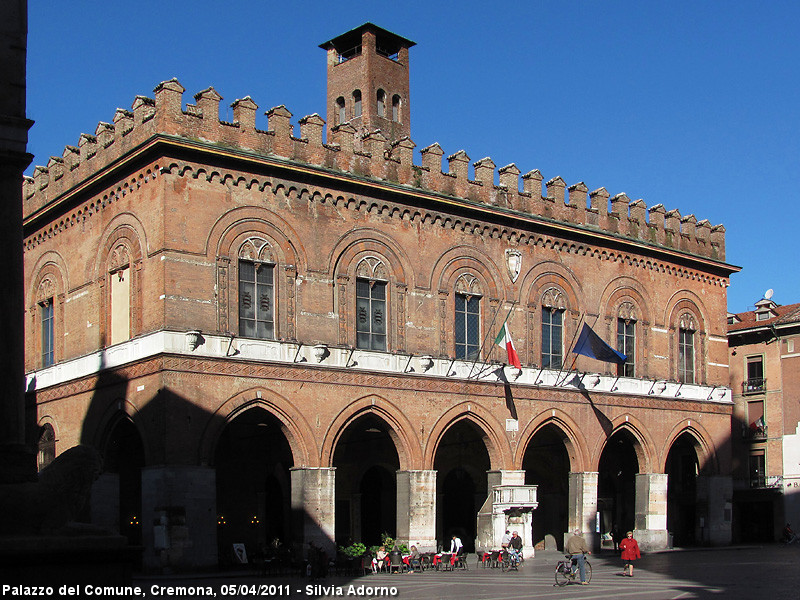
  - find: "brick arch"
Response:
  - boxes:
[199,387,316,468]
[208,206,306,270]
[591,414,657,473]
[319,394,422,470]
[514,408,590,472]
[665,291,710,384]
[90,399,150,465]
[598,277,654,326]
[28,253,69,370]
[661,420,719,476]
[428,245,503,298]
[329,228,413,350]
[429,247,505,360]
[328,227,412,288]
[93,216,147,345]
[423,403,512,471]
[518,260,583,310]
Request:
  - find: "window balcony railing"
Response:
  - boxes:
[750,475,782,489]
[742,378,766,394]
[743,424,768,441]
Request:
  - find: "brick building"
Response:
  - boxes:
[728,296,800,542]
[24,23,740,570]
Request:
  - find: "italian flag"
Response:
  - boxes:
[494,323,522,369]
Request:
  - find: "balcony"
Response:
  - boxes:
[743,424,768,442]
[742,378,766,394]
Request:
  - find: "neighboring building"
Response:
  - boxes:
[23,23,740,570]
[728,296,800,542]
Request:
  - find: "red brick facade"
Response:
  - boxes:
[24,24,739,569]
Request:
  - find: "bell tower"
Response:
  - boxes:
[319,23,415,144]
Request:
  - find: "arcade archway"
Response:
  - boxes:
[666,432,700,546]
[332,414,400,547]
[214,407,293,564]
[522,424,570,550]
[598,429,639,538]
[102,416,145,546]
[433,420,491,552]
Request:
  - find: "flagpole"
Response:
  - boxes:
[554,311,585,386]
[469,299,516,379]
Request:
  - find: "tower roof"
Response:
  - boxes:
[319,22,416,54]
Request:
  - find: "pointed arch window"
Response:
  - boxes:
[678,314,696,384]
[38,424,56,472]
[356,257,387,351]
[541,287,565,369]
[455,275,482,360]
[108,244,131,346]
[37,277,56,368]
[617,302,636,377]
[238,237,275,340]
[353,90,362,118]
[392,95,401,122]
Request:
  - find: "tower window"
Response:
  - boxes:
[392,95,401,122]
[377,89,386,118]
[353,90,362,118]
[336,97,346,124]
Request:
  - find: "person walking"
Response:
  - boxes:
[565,529,591,585]
[619,531,641,577]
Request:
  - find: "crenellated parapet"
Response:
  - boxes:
[24,79,727,261]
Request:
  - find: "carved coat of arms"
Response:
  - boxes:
[505,249,522,283]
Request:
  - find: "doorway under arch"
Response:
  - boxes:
[666,432,701,546]
[332,414,400,547]
[598,429,640,539]
[214,407,294,565]
[522,424,570,550]
[102,416,145,546]
[433,420,491,552]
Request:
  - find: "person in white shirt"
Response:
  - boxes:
[450,535,463,554]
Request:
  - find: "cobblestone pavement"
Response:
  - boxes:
[135,545,800,600]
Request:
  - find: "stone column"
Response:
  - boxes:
[141,466,217,571]
[634,473,669,550]
[291,467,336,557]
[396,470,436,551]
[567,472,599,549]
[696,474,732,545]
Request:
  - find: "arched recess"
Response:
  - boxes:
[427,410,506,552]
[36,418,58,471]
[598,277,654,378]
[595,418,656,539]
[329,228,413,351]
[208,207,306,340]
[665,291,709,384]
[27,253,68,370]
[93,215,147,348]
[429,246,504,360]
[591,416,656,473]
[330,411,403,546]
[523,266,583,369]
[515,410,588,473]
[320,395,420,470]
[518,415,582,551]
[663,427,711,547]
[214,404,295,560]
[94,412,146,547]
[661,421,719,476]
[200,387,316,468]
[424,403,511,471]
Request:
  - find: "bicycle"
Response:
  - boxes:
[500,549,522,572]
[554,554,592,586]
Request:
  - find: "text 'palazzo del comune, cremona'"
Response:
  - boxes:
[23,23,740,570]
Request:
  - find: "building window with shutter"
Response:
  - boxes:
[678,325,695,384]
[356,278,386,351]
[238,260,274,340]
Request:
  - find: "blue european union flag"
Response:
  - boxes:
[572,323,627,364]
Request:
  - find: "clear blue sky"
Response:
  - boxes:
[25,1,800,314]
